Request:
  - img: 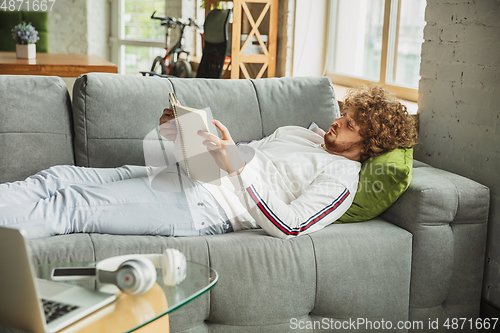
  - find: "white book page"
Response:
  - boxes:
[173,105,221,185]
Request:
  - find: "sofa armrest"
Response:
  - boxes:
[381,163,489,324]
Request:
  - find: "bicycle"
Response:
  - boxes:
[141,11,201,78]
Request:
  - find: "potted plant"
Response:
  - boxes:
[12,21,40,59]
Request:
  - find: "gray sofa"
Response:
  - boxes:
[0,73,490,332]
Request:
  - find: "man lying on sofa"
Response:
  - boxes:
[0,85,416,240]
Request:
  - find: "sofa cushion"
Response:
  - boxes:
[309,219,412,328]
[252,77,340,136]
[206,229,316,327]
[88,233,211,333]
[338,148,413,223]
[167,78,263,143]
[64,223,411,332]
[0,75,74,183]
[29,234,96,265]
[381,166,489,324]
[28,234,97,290]
[72,73,174,167]
[73,74,340,169]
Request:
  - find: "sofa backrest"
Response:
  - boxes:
[72,73,340,168]
[0,75,74,183]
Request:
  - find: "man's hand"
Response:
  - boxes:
[198,120,246,176]
[159,108,177,141]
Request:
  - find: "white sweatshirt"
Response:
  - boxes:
[201,126,361,239]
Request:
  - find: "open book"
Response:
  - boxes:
[170,93,221,186]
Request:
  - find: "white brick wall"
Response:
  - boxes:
[48,0,110,59]
[87,0,110,60]
[49,0,88,54]
[416,0,500,309]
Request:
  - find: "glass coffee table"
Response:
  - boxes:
[34,261,218,333]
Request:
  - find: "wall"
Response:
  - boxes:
[417,0,500,309]
[48,0,110,59]
[275,0,289,77]
[87,0,111,60]
[48,0,88,54]
[292,0,328,77]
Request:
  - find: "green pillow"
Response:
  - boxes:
[337,148,413,223]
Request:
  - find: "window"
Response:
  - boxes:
[326,0,426,101]
[111,0,167,75]
[110,0,204,75]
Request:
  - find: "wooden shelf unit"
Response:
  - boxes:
[204,0,278,79]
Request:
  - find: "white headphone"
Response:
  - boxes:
[51,249,186,295]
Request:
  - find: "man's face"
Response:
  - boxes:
[323,107,363,161]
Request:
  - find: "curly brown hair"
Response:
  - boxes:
[343,84,417,161]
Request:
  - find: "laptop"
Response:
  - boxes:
[0,227,116,333]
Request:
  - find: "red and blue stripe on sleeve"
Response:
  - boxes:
[246,185,350,236]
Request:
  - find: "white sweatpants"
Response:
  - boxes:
[0,165,232,239]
